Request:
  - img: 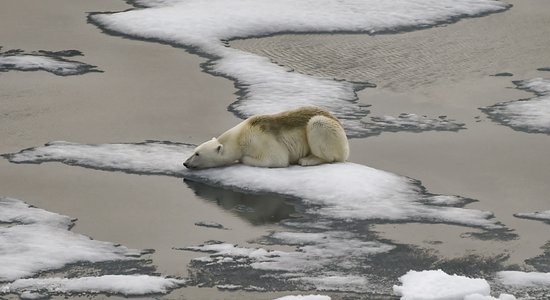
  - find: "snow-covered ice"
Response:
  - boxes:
[393,270,516,300]
[481,78,550,134]
[514,210,550,224]
[0,48,100,76]
[497,271,550,288]
[0,275,185,297]
[3,141,502,229]
[90,0,508,137]
[393,270,490,300]
[0,197,142,282]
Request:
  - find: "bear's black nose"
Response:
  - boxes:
[183,162,189,168]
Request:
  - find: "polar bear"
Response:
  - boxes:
[183,106,349,169]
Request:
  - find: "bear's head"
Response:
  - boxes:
[184,138,233,169]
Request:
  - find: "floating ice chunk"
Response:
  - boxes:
[514,210,550,224]
[481,78,550,134]
[0,197,142,282]
[19,291,47,300]
[90,0,508,137]
[3,141,502,229]
[0,48,100,76]
[194,221,227,229]
[0,275,185,297]
[216,284,242,290]
[393,270,491,300]
[497,271,550,288]
[274,295,331,300]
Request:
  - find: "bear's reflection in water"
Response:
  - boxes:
[184,179,300,225]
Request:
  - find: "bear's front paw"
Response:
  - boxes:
[299,155,325,166]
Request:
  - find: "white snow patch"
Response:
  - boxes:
[497,271,550,288]
[90,0,507,136]
[482,78,550,133]
[4,141,502,228]
[0,197,142,282]
[393,270,491,300]
[0,275,185,296]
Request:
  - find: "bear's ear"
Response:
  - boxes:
[216,144,223,154]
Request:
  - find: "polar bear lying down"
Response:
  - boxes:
[184,106,349,169]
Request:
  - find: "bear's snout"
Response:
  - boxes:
[183,157,195,169]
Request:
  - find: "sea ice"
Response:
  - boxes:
[0,197,142,282]
[393,270,491,300]
[514,210,550,224]
[0,48,100,76]
[497,271,550,288]
[481,78,550,134]
[90,0,508,137]
[0,275,185,297]
[182,231,389,292]
[4,141,502,229]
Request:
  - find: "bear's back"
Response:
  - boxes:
[248,107,338,134]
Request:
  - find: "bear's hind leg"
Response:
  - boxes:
[306,115,349,163]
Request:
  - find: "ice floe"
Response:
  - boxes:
[3,141,502,229]
[497,271,550,288]
[393,270,517,300]
[90,0,508,137]
[0,48,101,76]
[0,197,144,282]
[181,231,391,293]
[481,78,550,134]
[514,210,550,224]
[0,275,185,297]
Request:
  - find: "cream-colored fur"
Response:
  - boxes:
[183,107,349,169]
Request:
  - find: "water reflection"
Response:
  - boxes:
[183,179,300,225]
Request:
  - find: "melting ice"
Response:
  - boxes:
[1,275,185,297]
[393,270,517,300]
[0,197,142,282]
[89,0,508,137]
[0,48,100,76]
[0,197,186,298]
[514,210,550,224]
[481,78,550,134]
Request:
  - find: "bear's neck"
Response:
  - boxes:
[217,123,244,161]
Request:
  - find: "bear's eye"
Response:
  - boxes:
[195,152,200,157]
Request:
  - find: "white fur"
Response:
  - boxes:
[184,107,349,169]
